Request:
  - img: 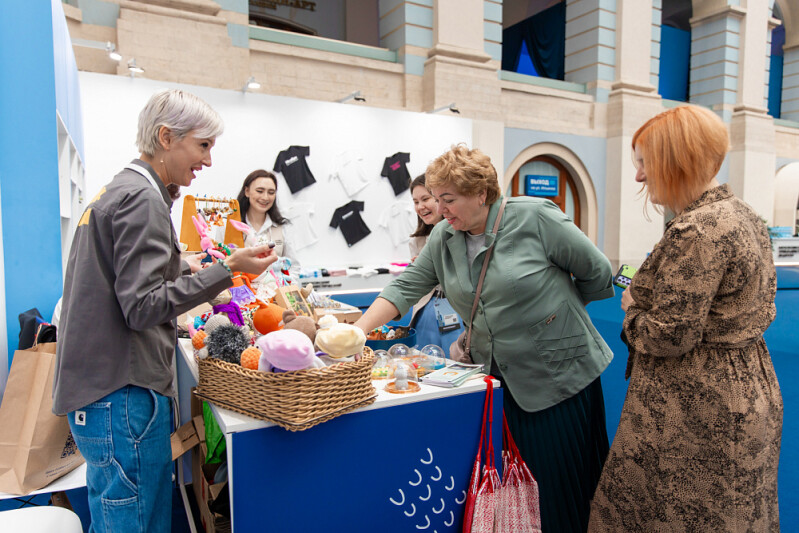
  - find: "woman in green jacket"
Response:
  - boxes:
[355,144,615,532]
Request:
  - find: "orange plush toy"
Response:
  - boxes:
[252,302,286,335]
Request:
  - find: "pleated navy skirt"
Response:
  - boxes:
[503,377,609,533]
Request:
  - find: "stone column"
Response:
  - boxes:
[726,0,777,222]
[603,0,663,269]
[422,0,501,120]
[780,44,799,121]
[564,0,620,103]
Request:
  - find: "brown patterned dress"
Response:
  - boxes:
[588,185,783,532]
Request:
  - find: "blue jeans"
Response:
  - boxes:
[68,385,172,533]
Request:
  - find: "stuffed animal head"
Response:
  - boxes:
[203,313,231,335]
[252,303,285,335]
[315,323,366,359]
[281,310,318,343]
[317,314,338,330]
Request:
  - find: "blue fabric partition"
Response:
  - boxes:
[501,3,566,80]
[658,25,691,102]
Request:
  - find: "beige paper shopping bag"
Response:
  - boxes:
[0,343,84,495]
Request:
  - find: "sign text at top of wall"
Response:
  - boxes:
[251,0,316,12]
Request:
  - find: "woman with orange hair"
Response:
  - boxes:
[588,105,783,531]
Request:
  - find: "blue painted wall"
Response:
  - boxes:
[0,1,70,361]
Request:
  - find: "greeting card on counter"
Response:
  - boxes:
[420,362,484,388]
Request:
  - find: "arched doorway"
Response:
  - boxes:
[503,142,598,244]
[509,155,581,230]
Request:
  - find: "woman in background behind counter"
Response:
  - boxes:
[237,169,299,267]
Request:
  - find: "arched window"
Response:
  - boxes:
[658,0,692,101]
[509,156,581,228]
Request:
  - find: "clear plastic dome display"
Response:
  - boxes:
[387,343,410,359]
[418,344,447,371]
[384,359,420,393]
[371,350,391,379]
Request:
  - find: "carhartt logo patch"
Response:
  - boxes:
[75,410,86,426]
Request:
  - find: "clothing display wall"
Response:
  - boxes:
[78,72,472,267]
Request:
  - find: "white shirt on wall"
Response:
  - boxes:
[282,202,318,251]
[330,150,370,197]
[379,199,416,247]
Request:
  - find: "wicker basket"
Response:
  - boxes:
[195,347,377,431]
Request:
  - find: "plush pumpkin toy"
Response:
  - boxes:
[240,346,261,370]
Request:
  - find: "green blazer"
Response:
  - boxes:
[380,196,614,412]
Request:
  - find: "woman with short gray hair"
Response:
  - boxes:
[53,88,276,533]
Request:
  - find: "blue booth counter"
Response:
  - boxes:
[176,339,501,532]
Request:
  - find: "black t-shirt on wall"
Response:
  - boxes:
[330,200,371,247]
[274,145,316,193]
[381,152,411,196]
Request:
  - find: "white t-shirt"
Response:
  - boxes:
[330,150,370,197]
[379,199,416,247]
[282,202,318,251]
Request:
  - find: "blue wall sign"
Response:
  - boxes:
[525,174,559,197]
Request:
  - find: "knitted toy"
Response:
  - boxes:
[252,303,285,335]
[204,313,231,335]
[256,329,326,372]
[205,323,250,365]
[317,314,338,330]
[281,310,317,343]
[192,215,225,260]
[191,330,207,350]
[315,323,366,359]
[270,257,293,286]
[240,346,261,370]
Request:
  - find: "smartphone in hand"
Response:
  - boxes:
[614,264,637,289]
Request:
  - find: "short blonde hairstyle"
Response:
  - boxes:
[136,89,224,156]
[426,144,501,205]
[632,105,729,213]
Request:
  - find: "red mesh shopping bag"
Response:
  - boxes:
[494,415,542,532]
[463,377,501,533]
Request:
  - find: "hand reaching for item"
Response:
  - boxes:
[184,253,207,274]
[224,244,278,275]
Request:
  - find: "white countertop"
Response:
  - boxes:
[177,339,499,434]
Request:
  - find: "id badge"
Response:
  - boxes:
[434,297,461,333]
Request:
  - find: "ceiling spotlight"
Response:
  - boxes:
[337,90,366,104]
[429,103,459,114]
[106,42,121,61]
[242,76,261,93]
[127,58,144,76]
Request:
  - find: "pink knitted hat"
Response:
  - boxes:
[256,329,315,371]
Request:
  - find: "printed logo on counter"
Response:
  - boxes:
[388,447,465,530]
